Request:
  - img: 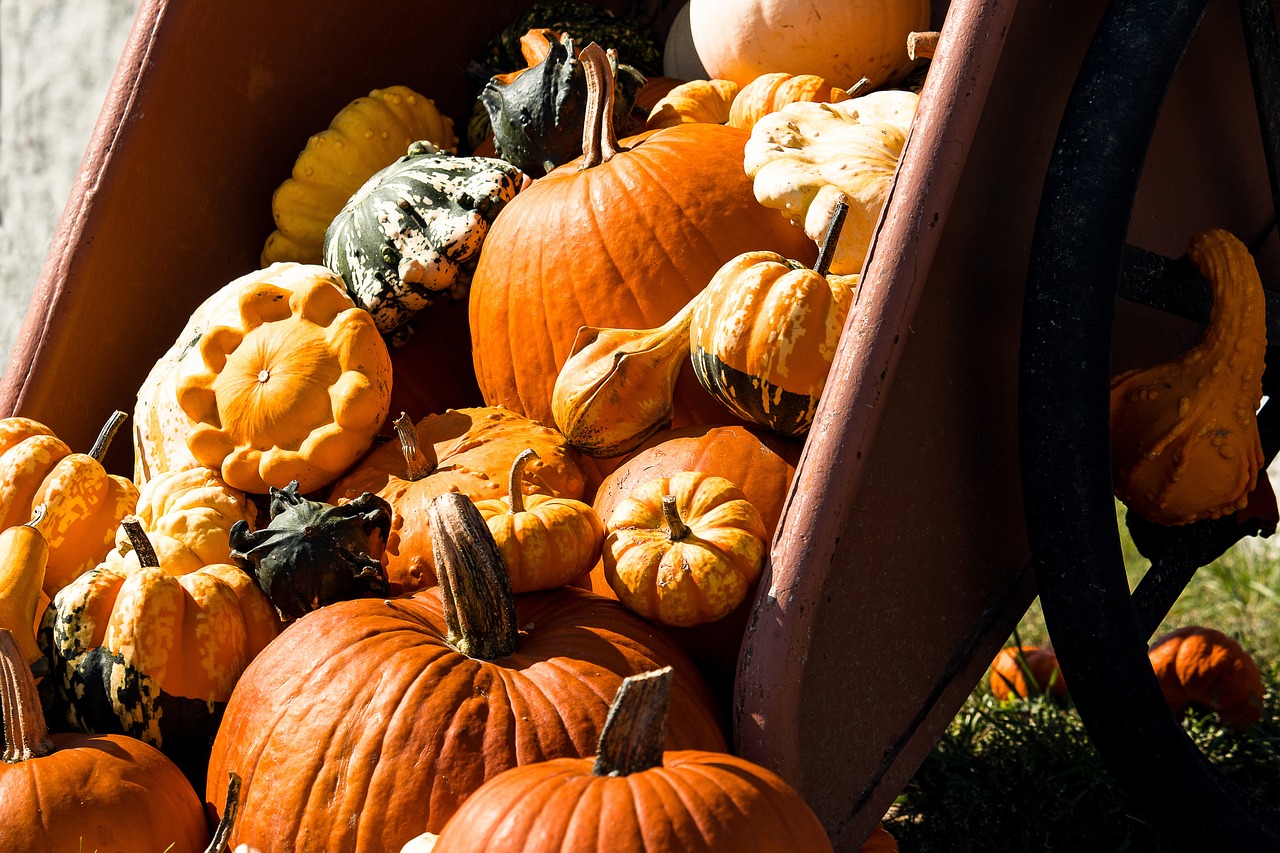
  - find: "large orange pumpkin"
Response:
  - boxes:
[469,44,813,432]
[207,494,726,852]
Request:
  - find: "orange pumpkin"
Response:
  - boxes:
[329,407,586,594]
[1148,625,1263,730]
[469,44,813,433]
[988,644,1068,702]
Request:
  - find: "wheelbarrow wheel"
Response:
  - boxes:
[1019,0,1280,849]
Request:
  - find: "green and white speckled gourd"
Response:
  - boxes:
[323,141,527,335]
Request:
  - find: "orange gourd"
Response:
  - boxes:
[0,506,50,671]
[1149,625,1263,730]
[988,644,1068,702]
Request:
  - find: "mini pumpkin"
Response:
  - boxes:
[174,264,392,495]
[1149,625,1263,730]
[988,644,1068,702]
[603,471,767,628]
[261,85,458,267]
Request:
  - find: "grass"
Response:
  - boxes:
[886,502,1280,851]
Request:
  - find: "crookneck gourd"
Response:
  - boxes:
[229,481,392,620]
[745,89,919,275]
[691,199,859,436]
[0,506,50,673]
[206,492,725,851]
[261,85,458,267]
[323,141,526,335]
[1111,229,1268,526]
[174,264,392,495]
[41,517,280,784]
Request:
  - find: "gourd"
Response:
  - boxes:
[0,506,50,671]
[727,71,851,130]
[206,493,726,851]
[1148,625,1263,730]
[745,90,919,275]
[469,43,815,433]
[690,201,859,436]
[988,644,1068,702]
[329,407,586,594]
[1111,229,1268,526]
[261,85,458,266]
[645,79,739,129]
[323,141,526,335]
[474,449,604,592]
[229,481,392,620]
[431,667,834,852]
[0,629,211,852]
[41,517,280,783]
[603,471,767,628]
[174,264,392,495]
[0,412,139,597]
[688,0,931,90]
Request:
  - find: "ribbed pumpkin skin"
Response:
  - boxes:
[469,122,815,431]
[207,586,727,852]
[988,645,1067,702]
[1149,625,1263,729]
[431,751,833,852]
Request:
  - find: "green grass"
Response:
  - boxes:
[886,502,1280,851]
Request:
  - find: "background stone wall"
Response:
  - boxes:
[0,0,141,366]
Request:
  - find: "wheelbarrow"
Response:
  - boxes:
[2,0,1278,849]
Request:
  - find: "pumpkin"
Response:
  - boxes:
[690,202,859,436]
[323,141,526,334]
[206,493,726,850]
[469,43,815,433]
[603,471,767,628]
[229,480,392,620]
[745,90,920,276]
[0,506,50,672]
[174,264,392,495]
[0,412,139,598]
[261,85,458,266]
[728,71,851,130]
[329,407,586,595]
[0,629,210,853]
[1149,625,1263,730]
[988,644,1068,702]
[474,449,604,592]
[1111,230,1268,526]
[688,0,931,90]
[431,667,834,852]
[860,825,901,853]
[40,517,280,783]
[645,78,740,129]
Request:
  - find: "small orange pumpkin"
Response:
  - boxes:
[1148,625,1263,730]
[988,644,1068,702]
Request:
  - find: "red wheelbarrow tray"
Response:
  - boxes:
[2,0,1275,850]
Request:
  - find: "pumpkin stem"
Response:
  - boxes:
[120,516,160,569]
[0,629,54,763]
[87,409,128,462]
[507,448,540,514]
[662,495,691,541]
[579,42,626,169]
[394,412,438,481]
[907,31,941,61]
[814,196,851,277]
[592,667,673,776]
[430,493,519,660]
[23,504,46,529]
[205,772,243,853]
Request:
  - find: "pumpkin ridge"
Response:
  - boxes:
[647,758,730,846]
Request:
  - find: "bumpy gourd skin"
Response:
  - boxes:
[1110,229,1267,526]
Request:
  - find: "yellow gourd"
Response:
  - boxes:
[727,72,850,130]
[0,506,49,671]
[645,79,739,129]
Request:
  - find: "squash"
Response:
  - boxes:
[261,85,458,266]
[745,90,920,276]
[41,517,280,784]
[1149,625,1263,730]
[1111,229,1268,526]
[0,506,50,672]
[0,629,210,852]
[728,71,851,130]
[329,407,586,595]
[988,644,1068,702]
[229,481,392,620]
[430,667,834,852]
[688,0,930,90]
[474,449,604,592]
[645,78,740,129]
[323,141,526,335]
[469,43,814,433]
[603,471,767,628]
[690,201,859,436]
[174,264,392,495]
[206,492,726,850]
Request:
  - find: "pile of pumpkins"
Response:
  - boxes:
[0,1,936,850]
